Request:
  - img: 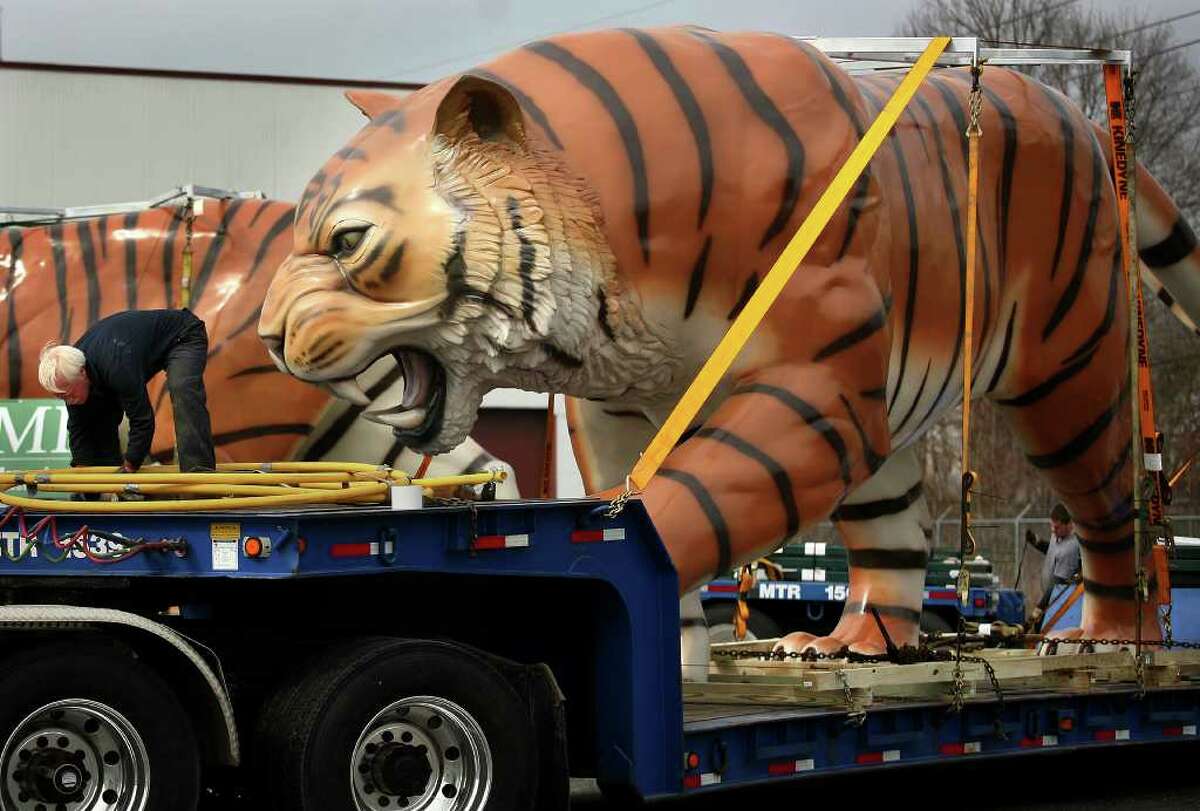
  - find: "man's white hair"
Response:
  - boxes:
[38,342,86,394]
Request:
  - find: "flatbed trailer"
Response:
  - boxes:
[0,497,1198,810]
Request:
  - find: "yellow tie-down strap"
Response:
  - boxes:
[628,36,951,491]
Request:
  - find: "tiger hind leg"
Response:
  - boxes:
[994,331,1159,650]
[776,446,930,656]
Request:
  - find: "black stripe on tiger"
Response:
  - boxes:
[910,93,966,436]
[75,221,101,327]
[48,224,72,343]
[468,69,565,150]
[842,603,922,624]
[691,30,805,249]
[684,237,711,319]
[1039,87,1076,281]
[192,199,246,307]
[1075,496,1135,533]
[383,435,408,467]
[799,43,868,259]
[995,345,1098,408]
[95,217,108,260]
[506,196,539,332]
[980,84,1018,280]
[831,481,923,522]
[246,208,295,281]
[1043,135,1106,341]
[1078,533,1134,554]
[227,364,279,379]
[3,228,23,398]
[214,423,311,445]
[731,383,852,488]
[727,273,757,320]
[1061,246,1121,366]
[894,360,931,439]
[860,387,887,401]
[847,548,929,569]
[302,365,405,460]
[1083,578,1150,601]
[162,214,183,308]
[625,29,714,227]
[1140,218,1197,268]
[838,393,884,474]
[1075,442,1131,496]
[248,203,269,227]
[694,426,800,537]
[813,306,886,362]
[859,81,920,416]
[1026,386,1127,470]
[985,303,1017,394]
[525,41,651,263]
[659,467,732,578]
[122,212,139,309]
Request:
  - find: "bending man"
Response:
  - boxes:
[38,309,216,472]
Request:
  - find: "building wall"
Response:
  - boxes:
[0,67,385,208]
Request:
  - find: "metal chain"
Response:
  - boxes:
[838,669,866,727]
[965,64,984,137]
[605,478,637,518]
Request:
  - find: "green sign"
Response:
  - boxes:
[0,399,71,471]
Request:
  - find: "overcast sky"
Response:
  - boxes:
[1,0,1198,83]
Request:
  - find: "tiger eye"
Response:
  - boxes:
[334,228,367,256]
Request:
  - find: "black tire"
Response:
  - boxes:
[0,638,200,811]
[256,638,537,811]
[920,611,956,635]
[704,601,783,643]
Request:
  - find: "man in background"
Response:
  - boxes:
[1024,502,1082,630]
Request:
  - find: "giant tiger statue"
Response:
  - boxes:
[0,197,516,491]
[259,27,1200,655]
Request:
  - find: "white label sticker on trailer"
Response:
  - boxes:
[212,539,239,571]
[1145,453,1163,471]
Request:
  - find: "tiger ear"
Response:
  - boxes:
[344,90,404,119]
[433,75,526,145]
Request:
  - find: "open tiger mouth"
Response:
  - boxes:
[325,348,446,444]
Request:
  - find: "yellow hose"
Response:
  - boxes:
[0,463,507,513]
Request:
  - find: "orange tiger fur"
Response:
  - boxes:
[259,28,1200,653]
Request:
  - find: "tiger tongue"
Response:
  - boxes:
[397,351,432,409]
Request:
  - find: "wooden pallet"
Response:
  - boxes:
[686,641,1200,709]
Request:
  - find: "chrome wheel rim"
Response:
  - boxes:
[1,699,150,811]
[350,695,492,810]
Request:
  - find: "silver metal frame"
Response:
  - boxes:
[799,36,1131,73]
[0,184,265,226]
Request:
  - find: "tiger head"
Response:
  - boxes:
[259,76,664,453]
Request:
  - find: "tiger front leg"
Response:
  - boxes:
[638,362,885,595]
[775,446,929,656]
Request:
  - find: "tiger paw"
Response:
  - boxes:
[773,627,891,657]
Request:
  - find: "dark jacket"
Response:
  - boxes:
[67,309,202,467]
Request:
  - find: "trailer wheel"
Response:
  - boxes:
[704,602,782,643]
[257,639,537,811]
[0,640,200,811]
